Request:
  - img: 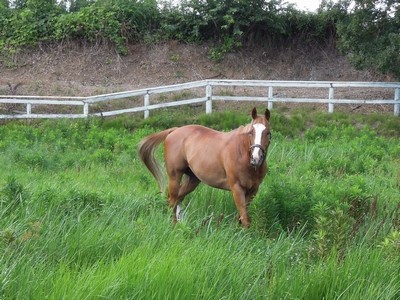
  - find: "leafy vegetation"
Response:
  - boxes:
[1,108,399,298]
[335,0,400,78]
[0,0,399,77]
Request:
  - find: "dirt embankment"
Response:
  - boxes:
[1,41,398,115]
[1,41,395,97]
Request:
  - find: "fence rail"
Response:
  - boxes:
[0,80,399,119]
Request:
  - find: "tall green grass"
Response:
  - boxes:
[1,109,399,299]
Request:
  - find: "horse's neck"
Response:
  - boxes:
[232,124,251,153]
[234,124,251,136]
[235,124,252,135]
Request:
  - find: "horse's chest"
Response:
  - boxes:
[241,167,266,188]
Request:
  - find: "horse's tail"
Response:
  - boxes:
[138,128,177,193]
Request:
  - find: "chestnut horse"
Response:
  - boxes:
[138,107,271,228]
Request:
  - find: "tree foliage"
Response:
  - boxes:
[0,0,63,52]
[335,0,400,78]
[0,0,399,78]
[54,0,159,54]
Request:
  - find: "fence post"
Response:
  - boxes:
[267,86,273,110]
[83,102,89,117]
[144,92,150,119]
[27,103,32,117]
[328,85,334,113]
[394,88,400,117]
[206,83,212,114]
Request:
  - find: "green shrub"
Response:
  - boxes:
[336,0,400,78]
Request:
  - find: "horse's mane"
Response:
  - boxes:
[235,123,252,135]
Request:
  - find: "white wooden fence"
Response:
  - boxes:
[0,80,399,119]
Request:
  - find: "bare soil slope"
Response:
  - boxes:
[1,41,395,97]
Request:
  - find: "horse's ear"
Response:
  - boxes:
[265,108,270,121]
[251,107,257,119]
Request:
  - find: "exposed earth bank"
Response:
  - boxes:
[1,41,396,97]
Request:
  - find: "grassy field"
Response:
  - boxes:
[0,107,399,299]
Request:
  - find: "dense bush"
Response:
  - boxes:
[335,0,400,78]
[0,0,62,52]
[54,0,160,54]
[1,0,398,77]
[0,2,324,57]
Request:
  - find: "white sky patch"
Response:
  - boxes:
[284,0,322,12]
[163,0,337,13]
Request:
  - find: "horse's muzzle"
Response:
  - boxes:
[250,156,264,168]
[249,144,265,168]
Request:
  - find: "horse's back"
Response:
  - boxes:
[166,125,226,147]
[171,124,221,137]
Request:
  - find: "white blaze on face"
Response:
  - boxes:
[252,123,266,162]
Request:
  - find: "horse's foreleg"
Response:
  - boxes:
[231,184,250,228]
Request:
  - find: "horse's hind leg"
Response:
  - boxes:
[175,173,200,221]
[178,172,200,203]
[167,172,183,223]
[178,169,200,199]
[168,171,200,223]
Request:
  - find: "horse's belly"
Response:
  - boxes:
[201,176,230,190]
[189,161,230,190]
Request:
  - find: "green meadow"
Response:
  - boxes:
[0,108,399,299]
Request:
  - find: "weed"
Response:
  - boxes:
[379,230,400,256]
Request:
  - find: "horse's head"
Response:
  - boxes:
[248,107,271,168]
